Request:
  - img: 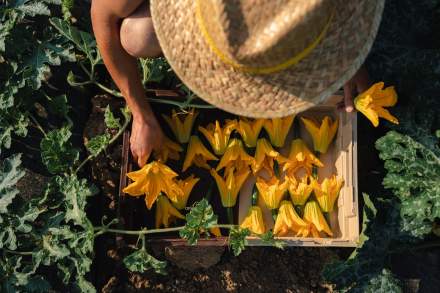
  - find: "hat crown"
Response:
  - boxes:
[198,0,334,70]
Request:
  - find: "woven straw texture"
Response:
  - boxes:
[151,0,385,118]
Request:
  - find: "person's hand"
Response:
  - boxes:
[341,66,371,112]
[130,110,164,167]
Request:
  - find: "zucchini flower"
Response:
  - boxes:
[216,139,254,171]
[155,195,185,228]
[273,200,309,236]
[170,175,200,210]
[303,201,333,237]
[252,138,287,175]
[198,120,237,155]
[210,167,250,207]
[283,139,323,176]
[182,136,218,171]
[154,136,183,163]
[256,176,288,210]
[210,227,222,237]
[162,108,198,143]
[240,206,266,235]
[354,82,399,127]
[312,175,344,212]
[301,116,338,154]
[287,175,313,206]
[123,161,183,209]
[263,115,295,147]
[236,118,265,148]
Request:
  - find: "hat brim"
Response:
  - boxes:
[151,0,384,118]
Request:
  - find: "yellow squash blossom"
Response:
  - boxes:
[287,175,313,206]
[283,139,323,175]
[216,139,254,171]
[123,161,183,209]
[240,206,266,235]
[170,175,200,210]
[252,138,287,174]
[154,136,183,163]
[198,120,237,155]
[312,175,344,212]
[210,227,222,237]
[274,201,309,236]
[263,115,295,147]
[210,167,250,207]
[256,176,288,210]
[155,195,185,228]
[236,118,265,148]
[162,108,198,143]
[303,201,333,237]
[354,82,399,127]
[301,116,339,154]
[182,136,218,171]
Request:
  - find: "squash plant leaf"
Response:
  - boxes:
[86,133,111,157]
[228,227,250,256]
[123,249,167,275]
[40,126,79,174]
[0,154,25,214]
[259,231,286,249]
[179,199,218,245]
[376,131,440,237]
[104,106,121,129]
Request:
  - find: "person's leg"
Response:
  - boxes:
[120,2,162,58]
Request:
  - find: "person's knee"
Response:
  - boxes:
[120,5,162,58]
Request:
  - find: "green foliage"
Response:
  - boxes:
[140,57,170,85]
[104,106,121,129]
[40,126,80,174]
[0,154,25,215]
[363,269,403,293]
[85,133,111,157]
[259,231,286,249]
[376,131,440,237]
[179,199,218,245]
[228,227,250,256]
[123,249,167,275]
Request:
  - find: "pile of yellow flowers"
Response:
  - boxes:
[122,82,398,238]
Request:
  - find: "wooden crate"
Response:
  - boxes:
[119,91,359,247]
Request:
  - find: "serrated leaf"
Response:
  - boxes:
[40,126,79,174]
[47,94,70,117]
[123,249,167,275]
[75,275,96,293]
[104,106,121,129]
[228,227,250,256]
[0,154,25,214]
[56,175,97,227]
[363,269,402,293]
[179,199,218,245]
[258,231,286,249]
[17,2,51,17]
[376,131,440,237]
[86,133,111,156]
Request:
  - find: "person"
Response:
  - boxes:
[91,0,379,167]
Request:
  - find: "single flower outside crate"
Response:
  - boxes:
[119,90,359,248]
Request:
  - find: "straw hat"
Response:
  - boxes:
[150,0,384,118]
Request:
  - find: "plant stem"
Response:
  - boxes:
[29,114,47,136]
[226,207,234,224]
[3,249,33,256]
[74,110,131,174]
[94,224,236,236]
[271,209,278,222]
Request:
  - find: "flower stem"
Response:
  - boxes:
[226,207,234,224]
[251,185,258,206]
[271,209,278,222]
[93,224,236,236]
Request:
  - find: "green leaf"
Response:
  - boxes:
[86,133,111,157]
[376,131,440,237]
[123,249,167,275]
[24,276,51,293]
[0,154,25,214]
[40,126,79,174]
[61,0,74,21]
[350,193,377,259]
[74,275,96,293]
[104,106,121,129]
[56,175,98,227]
[0,109,29,152]
[228,227,250,256]
[140,57,170,84]
[179,199,218,245]
[47,94,70,118]
[258,231,286,249]
[17,2,51,17]
[363,269,402,293]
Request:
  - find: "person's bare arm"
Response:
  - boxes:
[91,0,163,167]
